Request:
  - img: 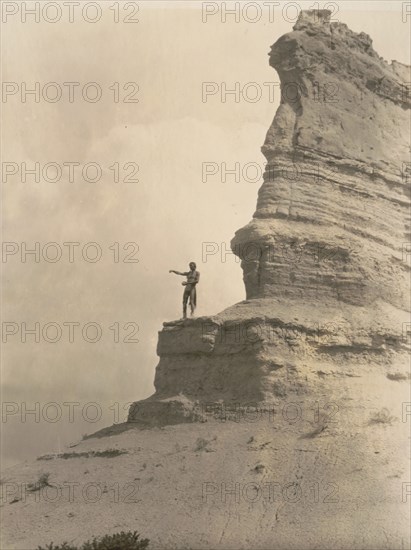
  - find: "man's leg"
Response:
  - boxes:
[183,289,189,319]
[189,287,196,316]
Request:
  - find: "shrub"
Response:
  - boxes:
[368,408,396,425]
[83,531,149,549]
[38,531,149,550]
[27,473,51,492]
[387,372,408,381]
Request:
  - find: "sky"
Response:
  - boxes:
[1,0,410,469]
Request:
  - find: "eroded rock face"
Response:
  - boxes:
[128,300,410,426]
[231,10,410,307]
[129,10,410,426]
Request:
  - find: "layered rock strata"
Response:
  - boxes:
[232,9,410,309]
[129,10,410,426]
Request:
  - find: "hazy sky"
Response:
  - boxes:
[2,1,410,468]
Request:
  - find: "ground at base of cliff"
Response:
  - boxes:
[1,414,409,550]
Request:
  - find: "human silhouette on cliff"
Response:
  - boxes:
[169,262,200,319]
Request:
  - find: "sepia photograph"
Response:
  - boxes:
[1,1,410,548]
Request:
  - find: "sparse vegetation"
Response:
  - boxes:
[253,463,265,473]
[37,449,127,461]
[38,544,77,550]
[194,437,210,452]
[93,449,127,458]
[387,372,409,381]
[37,531,149,550]
[27,473,51,492]
[368,408,396,425]
[301,424,328,439]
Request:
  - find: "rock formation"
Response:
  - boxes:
[2,10,410,550]
[129,9,410,427]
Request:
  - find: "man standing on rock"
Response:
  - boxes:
[169,262,200,319]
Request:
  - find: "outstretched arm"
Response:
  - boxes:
[169,270,187,276]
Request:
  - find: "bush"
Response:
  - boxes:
[38,531,149,550]
[27,473,51,492]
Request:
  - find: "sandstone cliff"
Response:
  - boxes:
[128,9,410,427]
[2,10,410,550]
[233,9,410,308]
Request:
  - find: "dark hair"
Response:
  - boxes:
[189,262,196,268]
